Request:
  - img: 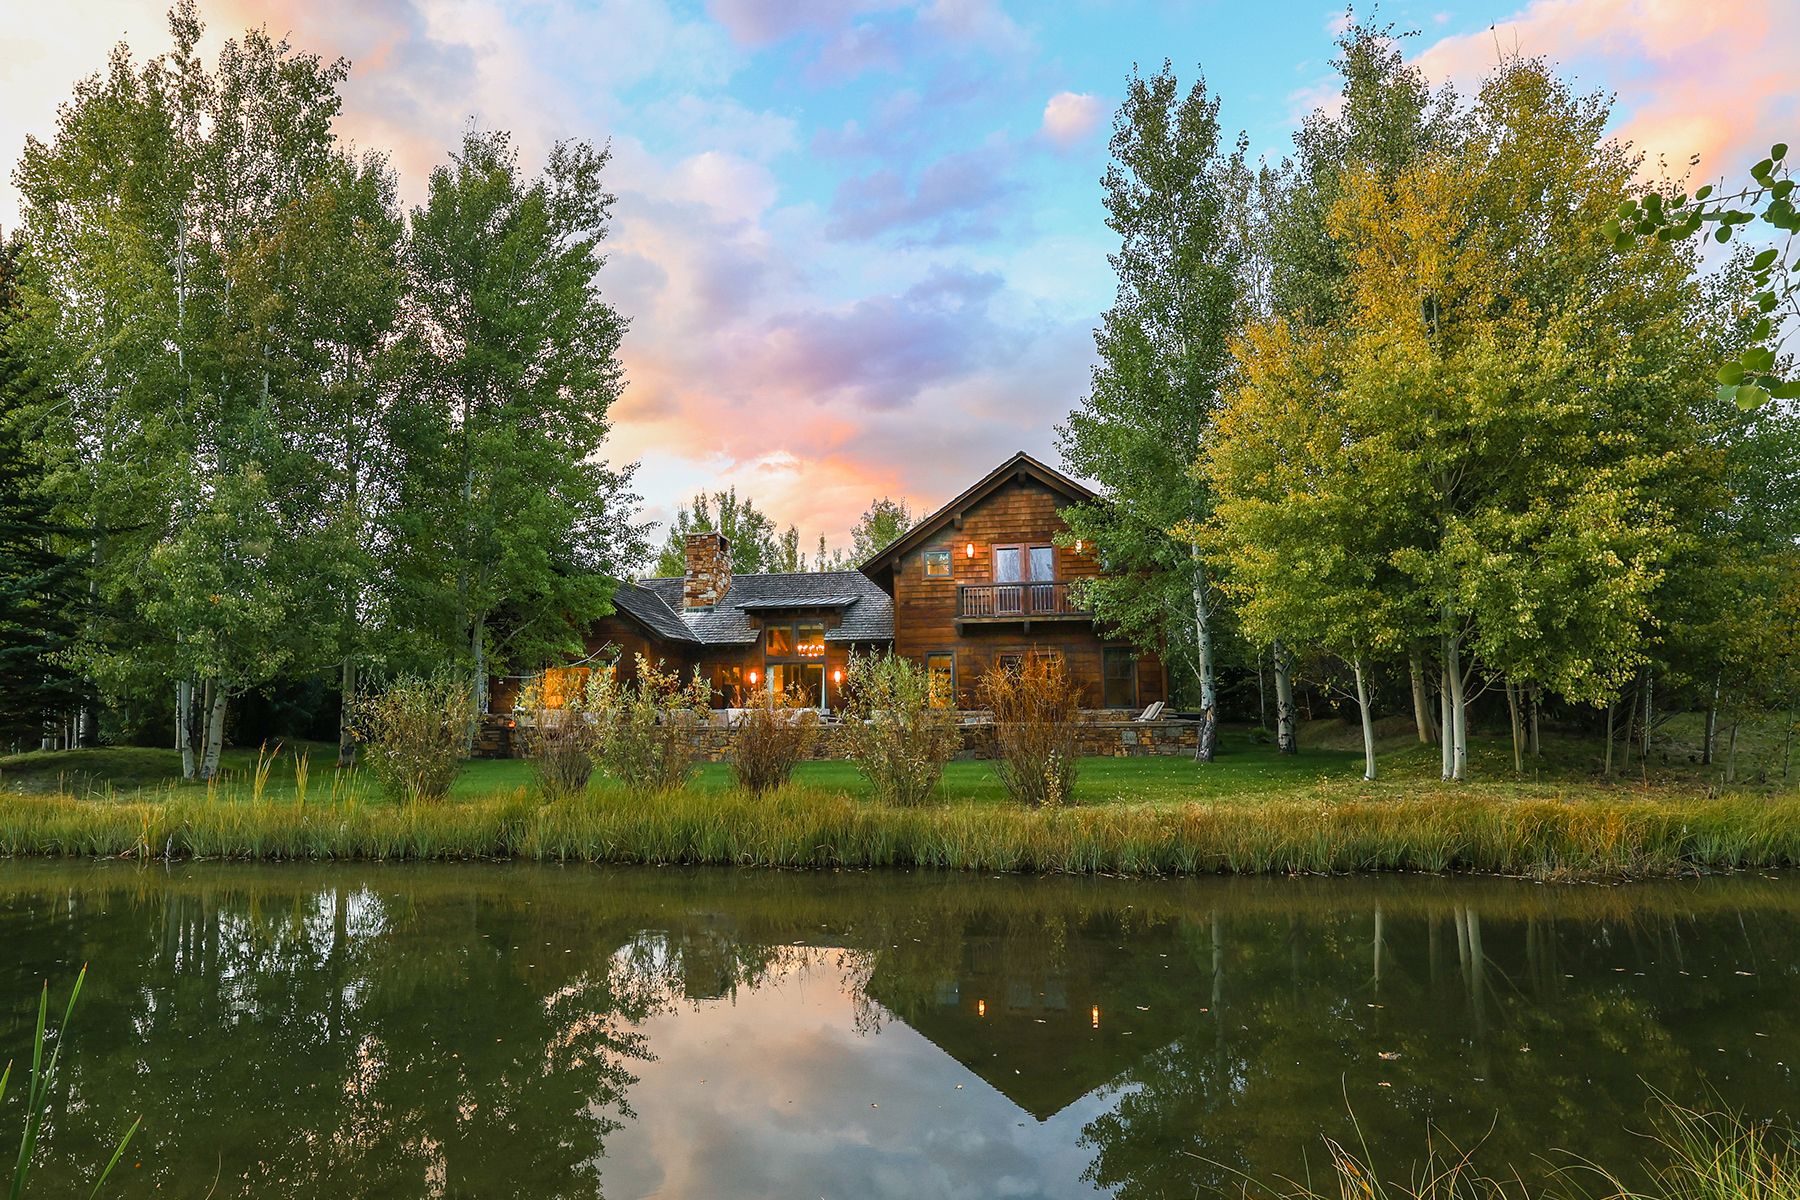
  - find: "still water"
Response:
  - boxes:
[0,861,1795,1198]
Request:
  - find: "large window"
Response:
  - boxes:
[710,665,746,709]
[764,620,829,707]
[1102,648,1138,709]
[925,652,956,708]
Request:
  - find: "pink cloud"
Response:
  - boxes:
[1040,90,1104,149]
[1415,0,1798,184]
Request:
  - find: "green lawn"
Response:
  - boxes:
[4,715,1792,809]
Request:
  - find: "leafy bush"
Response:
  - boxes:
[842,651,960,806]
[979,654,1083,808]
[517,675,606,801]
[731,688,821,793]
[355,672,468,804]
[592,655,713,792]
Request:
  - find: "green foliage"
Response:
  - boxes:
[849,497,913,565]
[653,488,782,576]
[841,650,960,806]
[590,655,712,792]
[1056,62,1251,708]
[354,673,468,804]
[977,655,1083,809]
[392,128,645,704]
[517,675,606,801]
[0,240,85,748]
[729,688,821,794]
[1609,142,1798,410]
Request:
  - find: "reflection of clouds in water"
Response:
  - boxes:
[599,949,1109,1199]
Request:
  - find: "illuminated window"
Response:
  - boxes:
[710,665,745,709]
[923,548,952,578]
[540,667,591,709]
[763,620,830,708]
[925,652,956,708]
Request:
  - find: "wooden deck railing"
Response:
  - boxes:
[957,580,1090,619]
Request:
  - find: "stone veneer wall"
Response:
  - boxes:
[475,714,1200,762]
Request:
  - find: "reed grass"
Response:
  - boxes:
[1232,1098,1800,1200]
[3,778,1798,879]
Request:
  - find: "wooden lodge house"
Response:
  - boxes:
[490,452,1166,718]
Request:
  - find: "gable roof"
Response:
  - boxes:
[628,570,894,646]
[858,451,1099,580]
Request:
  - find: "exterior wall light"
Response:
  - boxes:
[832,669,842,685]
[965,541,975,558]
[748,670,759,686]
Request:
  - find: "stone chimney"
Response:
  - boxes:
[683,531,732,610]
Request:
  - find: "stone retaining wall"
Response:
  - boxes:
[477,714,1201,762]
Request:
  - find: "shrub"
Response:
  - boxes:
[354,672,468,804]
[517,675,607,801]
[593,655,713,792]
[731,688,821,793]
[979,654,1083,808]
[842,651,960,806]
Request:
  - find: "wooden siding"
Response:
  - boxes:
[889,474,1165,709]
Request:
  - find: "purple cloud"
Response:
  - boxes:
[826,147,1018,243]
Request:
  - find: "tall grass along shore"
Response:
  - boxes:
[3,781,1797,879]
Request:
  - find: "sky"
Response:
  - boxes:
[2,0,1795,552]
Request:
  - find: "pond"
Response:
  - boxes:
[1,861,1795,1198]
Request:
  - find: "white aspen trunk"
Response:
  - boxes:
[466,614,488,753]
[1726,721,1740,784]
[1527,687,1541,758]
[177,677,196,780]
[1444,633,1467,781]
[1641,671,1653,761]
[1785,709,1795,783]
[1273,640,1297,755]
[1439,664,1454,780]
[1353,655,1377,781]
[199,681,228,781]
[1604,701,1616,778]
[1703,675,1720,765]
[338,657,358,769]
[1504,680,1524,774]
[1191,548,1217,762]
[1408,652,1435,744]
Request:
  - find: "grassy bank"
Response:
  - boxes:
[3,778,1797,878]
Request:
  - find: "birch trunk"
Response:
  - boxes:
[337,657,358,769]
[1702,676,1720,764]
[1785,709,1794,783]
[177,677,196,780]
[1641,671,1653,761]
[1191,549,1217,762]
[1353,655,1376,781]
[199,681,228,781]
[1408,652,1435,744]
[1272,640,1297,755]
[1504,680,1524,774]
[1604,701,1615,778]
[1439,664,1454,780]
[1444,634,1467,781]
[1527,688,1540,757]
[1726,721,1740,784]
[466,614,488,753]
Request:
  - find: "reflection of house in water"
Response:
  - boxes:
[863,920,1188,1122]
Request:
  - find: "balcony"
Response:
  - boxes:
[956,580,1091,626]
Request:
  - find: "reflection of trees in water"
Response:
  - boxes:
[1077,902,1800,1200]
[0,877,818,1199]
[2,867,1797,1199]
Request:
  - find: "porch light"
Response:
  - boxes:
[1074,539,1084,552]
[1091,1005,1101,1029]
[832,669,842,685]
[748,670,759,685]
[977,999,987,1018]
[965,541,975,558]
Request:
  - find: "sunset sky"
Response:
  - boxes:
[2,0,1793,551]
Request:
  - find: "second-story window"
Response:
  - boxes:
[993,544,1055,582]
[923,548,952,578]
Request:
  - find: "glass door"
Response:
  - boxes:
[993,547,1024,614]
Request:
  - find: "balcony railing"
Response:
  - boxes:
[957,580,1091,620]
